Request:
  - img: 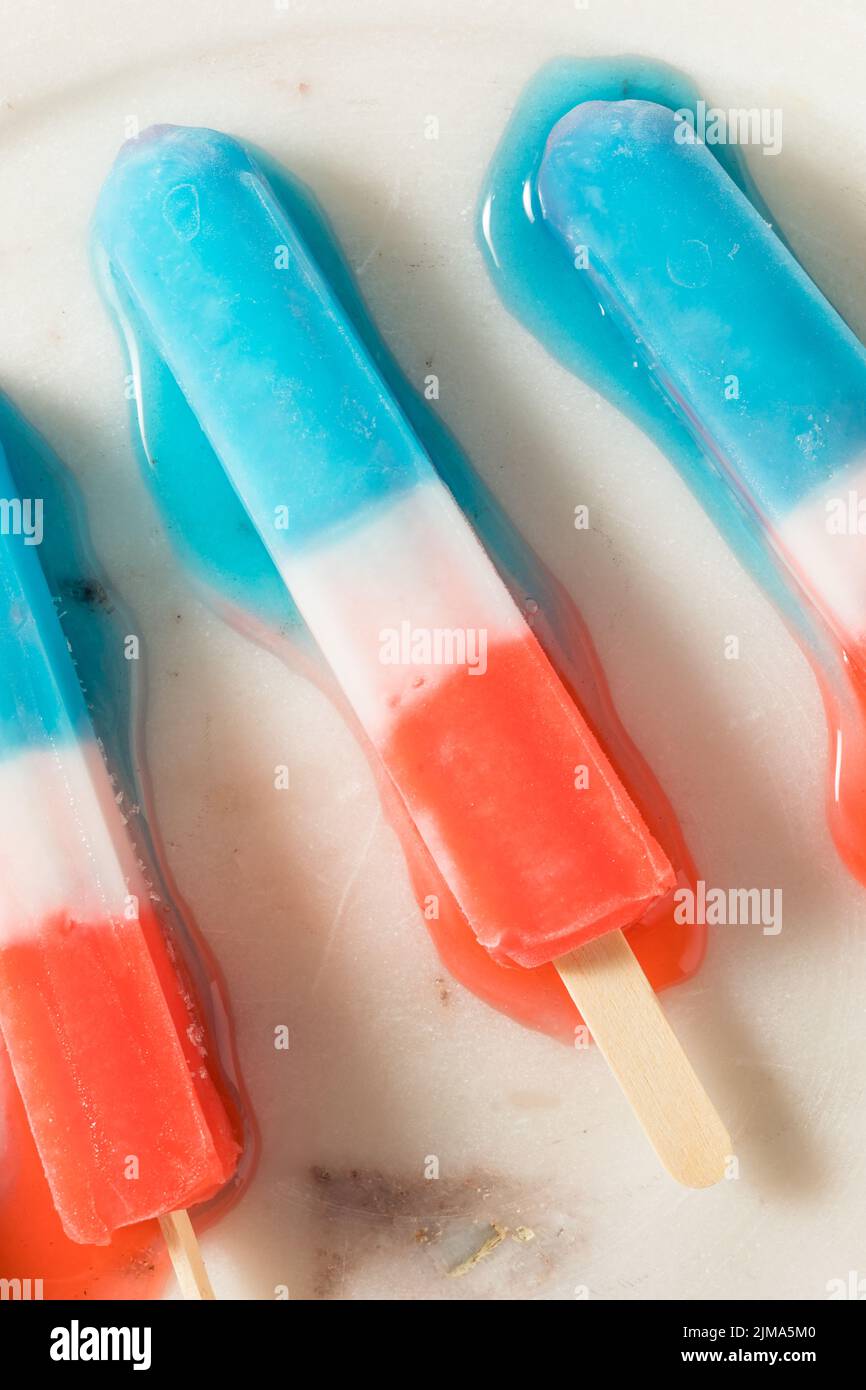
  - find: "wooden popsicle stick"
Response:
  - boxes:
[159,1209,215,1300]
[555,929,730,1189]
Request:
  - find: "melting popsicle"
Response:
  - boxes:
[539,97,866,647]
[95,125,730,1184]
[0,438,239,1248]
[532,95,866,882]
[92,145,704,1048]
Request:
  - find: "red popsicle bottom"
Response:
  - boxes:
[0,903,240,1250]
[0,1049,168,1301]
[382,630,676,971]
[317,563,705,1046]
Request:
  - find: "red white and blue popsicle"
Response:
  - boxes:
[0,437,238,1254]
[95,125,730,1185]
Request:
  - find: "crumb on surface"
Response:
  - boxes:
[447,1222,509,1278]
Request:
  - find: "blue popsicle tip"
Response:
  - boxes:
[95,123,430,550]
[536,97,866,520]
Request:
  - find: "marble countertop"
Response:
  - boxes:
[2,0,866,1299]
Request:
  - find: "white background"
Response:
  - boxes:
[2,0,865,1299]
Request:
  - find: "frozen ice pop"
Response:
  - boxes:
[538,99,866,675]
[92,140,704,1050]
[95,125,673,970]
[478,58,866,892]
[0,439,239,1245]
[95,126,730,1186]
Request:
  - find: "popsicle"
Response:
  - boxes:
[533,96,866,880]
[0,437,239,1258]
[92,148,705,1050]
[95,125,730,1184]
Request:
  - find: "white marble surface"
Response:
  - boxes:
[2,0,866,1300]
